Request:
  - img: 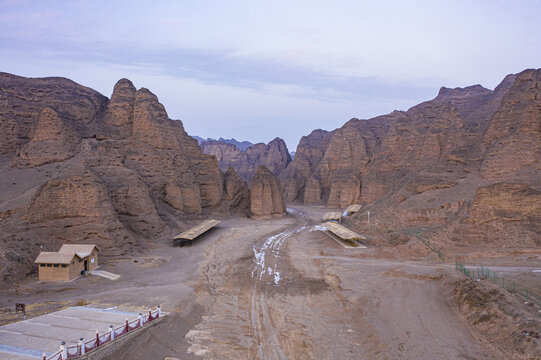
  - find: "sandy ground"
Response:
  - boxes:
[1,205,539,359]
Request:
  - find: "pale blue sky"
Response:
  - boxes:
[1,0,540,150]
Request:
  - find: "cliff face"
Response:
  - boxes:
[283,69,540,247]
[250,165,286,219]
[0,73,240,281]
[280,129,333,203]
[201,137,291,182]
[481,69,541,180]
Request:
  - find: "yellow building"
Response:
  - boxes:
[35,244,99,281]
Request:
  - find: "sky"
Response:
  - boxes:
[1,0,540,151]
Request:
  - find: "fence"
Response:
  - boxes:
[44,306,161,360]
[455,262,541,308]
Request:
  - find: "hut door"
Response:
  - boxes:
[84,259,88,271]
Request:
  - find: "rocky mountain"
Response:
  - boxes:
[0,73,248,281]
[201,137,292,182]
[282,69,540,247]
[250,165,286,219]
[194,136,254,152]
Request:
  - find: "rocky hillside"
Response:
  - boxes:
[201,137,291,182]
[0,73,248,281]
[283,69,540,247]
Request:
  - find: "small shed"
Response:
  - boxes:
[324,222,366,247]
[173,219,221,247]
[35,244,99,281]
[322,212,342,223]
[343,204,362,216]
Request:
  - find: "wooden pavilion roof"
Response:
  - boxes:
[173,219,221,241]
[325,222,366,241]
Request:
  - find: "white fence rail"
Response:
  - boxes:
[44,306,161,360]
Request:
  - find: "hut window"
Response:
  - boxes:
[61,264,67,268]
[40,264,45,267]
[79,259,82,263]
[47,264,52,267]
[53,264,59,267]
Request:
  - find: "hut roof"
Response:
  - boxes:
[325,222,366,241]
[322,212,342,222]
[174,219,221,241]
[59,244,99,259]
[35,252,79,264]
[345,204,362,213]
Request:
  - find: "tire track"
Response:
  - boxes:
[248,208,310,359]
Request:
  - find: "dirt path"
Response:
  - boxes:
[2,206,511,359]
[184,206,498,359]
[249,208,310,359]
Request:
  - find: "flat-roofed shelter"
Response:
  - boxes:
[344,204,362,215]
[35,244,99,281]
[323,212,342,223]
[174,219,221,246]
[325,222,366,247]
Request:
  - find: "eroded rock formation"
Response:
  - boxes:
[201,137,291,182]
[222,167,250,215]
[250,165,286,219]
[15,107,80,166]
[0,73,243,281]
[280,129,332,203]
[283,68,540,247]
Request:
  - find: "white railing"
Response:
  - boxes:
[45,306,162,359]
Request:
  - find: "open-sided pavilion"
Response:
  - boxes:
[173,219,221,247]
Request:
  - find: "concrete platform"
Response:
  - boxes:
[0,306,140,359]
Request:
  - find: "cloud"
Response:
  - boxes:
[1,0,540,149]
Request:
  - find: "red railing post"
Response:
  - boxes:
[148,308,152,322]
[42,353,46,360]
[96,330,100,346]
[125,318,129,332]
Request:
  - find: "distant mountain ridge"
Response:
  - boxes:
[193,136,254,151]
[200,137,291,182]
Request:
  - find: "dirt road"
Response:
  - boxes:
[2,206,515,359]
[182,206,497,359]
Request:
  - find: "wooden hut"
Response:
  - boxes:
[35,244,99,281]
